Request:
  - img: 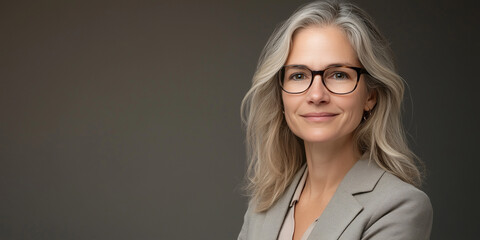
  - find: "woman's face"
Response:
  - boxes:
[282,25,376,144]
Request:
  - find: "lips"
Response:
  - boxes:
[300,112,339,121]
[301,112,338,117]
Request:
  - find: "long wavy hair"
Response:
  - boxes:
[241,0,423,212]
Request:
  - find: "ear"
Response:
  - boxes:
[364,89,377,111]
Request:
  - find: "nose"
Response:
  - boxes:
[306,75,330,105]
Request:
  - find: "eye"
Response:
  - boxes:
[329,71,351,80]
[289,73,307,81]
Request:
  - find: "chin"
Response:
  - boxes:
[301,136,336,144]
[295,130,338,143]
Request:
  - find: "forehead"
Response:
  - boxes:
[286,25,361,68]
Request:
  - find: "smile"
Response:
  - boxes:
[300,112,339,122]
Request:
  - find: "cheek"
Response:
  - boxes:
[284,112,302,139]
[334,90,367,121]
[282,93,300,131]
[281,92,293,114]
[349,107,364,128]
[346,101,365,118]
[343,100,367,128]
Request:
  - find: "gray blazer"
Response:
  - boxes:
[238,157,433,240]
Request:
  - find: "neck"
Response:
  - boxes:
[303,135,360,199]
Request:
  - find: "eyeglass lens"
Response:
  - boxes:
[281,66,359,94]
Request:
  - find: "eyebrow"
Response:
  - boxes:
[326,63,357,68]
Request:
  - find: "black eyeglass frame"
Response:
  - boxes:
[278,65,369,95]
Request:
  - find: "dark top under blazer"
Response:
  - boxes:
[238,157,433,240]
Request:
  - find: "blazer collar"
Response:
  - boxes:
[308,155,385,239]
[260,164,307,240]
[336,154,386,195]
[260,154,386,240]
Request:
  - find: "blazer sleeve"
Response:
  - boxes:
[361,185,433,240]
[237,212,248,240]
[237,199,254,240]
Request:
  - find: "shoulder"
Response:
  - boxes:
[371,172,432,214]
[359,172,433,239]
[238,166,306,240]
[237,197,269,240]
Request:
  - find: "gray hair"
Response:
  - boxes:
[241,0,422,212]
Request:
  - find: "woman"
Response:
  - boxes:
[238,1,433,240]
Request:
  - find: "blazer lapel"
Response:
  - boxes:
[260,164,307,240]
[307,156,386,240]
[307,188,362,240]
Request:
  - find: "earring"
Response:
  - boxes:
[363,110,372,121]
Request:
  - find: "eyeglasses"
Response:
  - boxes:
[278,65,368,94]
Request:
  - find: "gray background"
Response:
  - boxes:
[1,0,478,239]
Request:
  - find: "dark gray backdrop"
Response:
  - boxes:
[1,0,478,239]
